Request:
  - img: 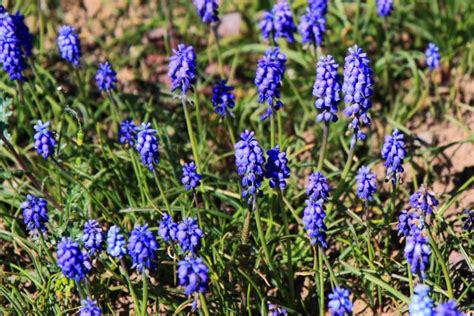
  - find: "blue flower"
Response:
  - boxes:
[82,220,103,255]
[398,209,422,237]
[158,213,177,243]
[127,224,158,272]
[404,229,431,279]
[95,61,117,92]
[377,0,394,17]
[306,172,330,202]
[176,218,203,254]
[268,303,287,315]
[119,119,138,147]
[106,225,126,259]
[234,130,265,202]
[342,45,374,147]
[463,209,473,232]
[33,120,56,159]
[11,10,33,57]
[168,43,196,94]
[181,161,202,191]
[194,0,218,24]
[328,287,353,316]
[21,194,48,234]
[177,256,209,295]
[57,25,81,66]
[298,6,326,46]
[381,129,406,185]
[434,300,463,316]
[57,237,91,281]
[302,199,327,247]
[80,298,101,316]
[264,145,290,189]
[212,80,235,116]
[135,122,160,171]
[255,47,287,120]
[409,185,439,215]
[355,165,377,201]
[0,9,27,81]
[425,43,440,71]
[259,1,296,44]
[409,284,433,316]
[308,0,328,15]
[313,55,341,122]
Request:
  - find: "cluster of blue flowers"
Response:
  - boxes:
[158,213,178,242]
[298,3,327,47]
[302,172,329,247]
[135,122,160,170]
[377,0,394,18]
[176,217,204,254]
[33,120,57,159]
[127,224,158,272]
[177,256,209,295]
[95,61,117,92]
[409,284,463,316]
[21,194,48,235]
[193,0,219,24]
[355,165,377,201]
[56,237,91,281]
[328,287,353,316]
[425,43,441,71]
[106,225,127,258]
[211,80,235,116]
[381,129,407,185]
[80,298,102,316]
[119,119,138,146]
[313,55,341,122]
[264,145,290,189]
[168,43,197,95]
[409,185,439,215]
[57,25,81,66]
[82,220,104,255]
[259,1,296,44]
[181,161,202,190]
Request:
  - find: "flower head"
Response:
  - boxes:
[235,130,265,201]
[0,8,27,81]
[268,302,287,315]
[177,256,209,295]
[119,119,138,146]
[356,165,377,201]
[57,237,91,281]
[409,284,433,316]
[328,287,353,316]
[168,44,196,94]
[342,45,374,147]
[80,298,101,316]
[212,80,235,116]
[82,220,103,255]
[409,185,439,215]
[306,172,330,202]
[377,0,394,17]
[302,199,327,247]
[398,209,423,237]
[181,161,202,191]
[96,61,117,92]
[57,25,81,66]
[298,6,326,47]
[135,123,160,171]
[308,0,328,15]
[33,120,57,159]
[255,47,287,120]
[463,209,473,232]
[381,129,407,184]
[158,213,177,243]
[176,217,203,254]
[127,224,158,272]
[21,194,48,234]
[259,1,296,44]
[425,43,440,71]
[194,0,218,24]
[404,229,431,279]
[312,55,341,122]
[11,11,33,56]
[434,300,463,316]
[106,225,126,258]
[265,145,290,189]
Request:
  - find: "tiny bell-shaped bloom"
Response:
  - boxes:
[106,225,126,259]
[82,220,103,255]
[212,80,235,116]
[57,237,91,281]
[355,165,377,201]
[95,61,117,93]
[313,55,341,122]
[434,300,463,316]
[409,284,434,316]
[33,120,57,159]
[127,224,158,272]
[158,213,177,243]
[135,122,160,171]
[425,43,440,71]
[181,161,202,191]
[308,0,328,15]
[57,25,81,66]
[21,194,48,235]
[264,145,290,189]
[298,6,326,47]
[168,43,196,95]
[80,298,101,316]
[176,217,203,254]
[328,287,353,316]
[259,1,296,44]
[119,119,138,147]
[381,129,407,185]
[409,185,439,215]
[177,256,209,295]
[194,0,219,24]
[377,0,394,17]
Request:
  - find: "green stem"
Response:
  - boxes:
[407,262,414,297]
[254,197,274,272]
[199,292,210,316]
[224,116,235,146]
[317,122,329,171]
[428,229,453,298]
[76,281,86,301]
[182,98,201,172]
[277,189,295,306]
[211,25,225,79]
[15,81,25,105]
[120,259,140,312]
[241,208,252,245]
[318,246,325,315]
[270,113,276,148]
[141,271,148,316]
[153,169,171,212]
[277,111,283,147]
[38,233,55,264]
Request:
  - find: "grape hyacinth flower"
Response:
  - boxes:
[57,25,81,66]
[409,185,439,215]
[177,256,209,295]
[434,300,463,316]
[95,61,117,92]
[135,122,160,171]
[57,237,91,281]
[264,145,290,189]
[259,1,296,44]
[328,287,353,316]
[409,284,434,316]
[181,161,202,191]
[377,0,394,17]
[268,303,287,315]
[308,0,328,15]
[306,172,330,202]
[255,47,287,120]
[80,298,101,316]
[0,8,27,81]
[298,6,326,47]
[212,80,235,116]
[82,220,103,255]
[119,119,137,146]
[176,217,203,254]
[234,130,265,202]
[33,120,57,159]
[302,199,327,247]
[404,229,431,279]
[398,209,422,237]
[106,225,126,259]
[381,129,407,185]
[425,43,441,71]
[158,213,177,243]
[127,224,158,272]
[356,165,377,201]
[194,0,218,24]
[342,45,374,147]
[21,194,48,234]
[168,43,196,95]
[313,55,341,122]
[463,209,473,232]
[11,11,33,56]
